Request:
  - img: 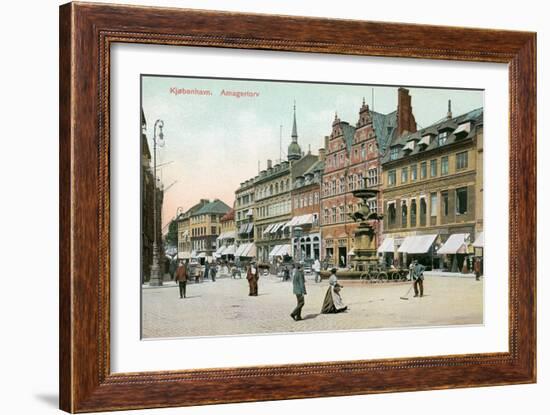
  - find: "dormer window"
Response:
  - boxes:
[437,131,449,146]
[390,147,399,160]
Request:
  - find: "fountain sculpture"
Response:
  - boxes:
[349,179,383,271]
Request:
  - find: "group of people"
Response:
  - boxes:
[173,259,219,299]
[290,267,348,321]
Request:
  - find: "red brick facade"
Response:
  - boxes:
[320,101,383,267]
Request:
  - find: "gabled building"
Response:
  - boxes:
[379,100,483,272]
[319,89,410,268]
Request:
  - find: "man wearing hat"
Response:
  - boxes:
[290,263,306,321]
[412,260,426,297]
[246,261,259,296]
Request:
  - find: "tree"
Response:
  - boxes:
[164,219,178,247]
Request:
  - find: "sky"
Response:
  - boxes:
[141,75,483,231]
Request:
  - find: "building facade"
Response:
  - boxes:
[380,101,483,272]
[289,157,324,262]
[141,108,164,282]
[235,179,255,246]
[250,104,319,263]
[189,199,231,262]
[176,199,209,261]
[215,209,236,258]
[320,94,405,268]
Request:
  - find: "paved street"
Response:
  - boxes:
[142,274,483,338]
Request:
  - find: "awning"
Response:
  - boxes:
[377,237,395,253]
[214,246,225,256]
[348,249,355,256]
[197,252,206,258]
[437,233,470,255]
[222,244,236,256]
[263,224,274,234]
[216,231,236,241]
[191,250,198,258]
[178,251,191,259]
[246,209,253,216]
[269,244,291,258]
[397,234,437,254]
[235,242,256,257]
[239,224,248,234]
[284,214,314,229]
[473,232,484,248]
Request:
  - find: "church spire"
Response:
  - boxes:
[291,100,298,142]
[287,100,302,161]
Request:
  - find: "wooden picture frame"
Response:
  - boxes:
[59,2,536,412]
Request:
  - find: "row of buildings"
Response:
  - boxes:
[176,87,484,272]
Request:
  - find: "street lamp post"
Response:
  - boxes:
[149,119,165,286]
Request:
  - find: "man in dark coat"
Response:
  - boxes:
[290,264,306,321]
[246,262,259,296]
[175,260,188,299]
[474,257,481,281]
[412,260,426,297]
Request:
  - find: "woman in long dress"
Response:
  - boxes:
[321,268,348,313]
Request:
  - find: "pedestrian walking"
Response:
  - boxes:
[290,264,306,321]
[321,268,347,313]
[474,257,481,281]
[313,259,321,283]
[175,260,188,299]
[246,262,259,296]
[412,260,426,297]
[210,263,217,282]
[204,261,210,281]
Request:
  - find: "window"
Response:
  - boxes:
[361,143,366,159]
[401,167,408,183]
[356,173,363,189]
[339,205,346,222]
[348,175,354,191]
[314,192,319,205]
[438,131,448,146]
[390,147,399,160]
[410,199,417,226]
[339,177,346,193]
[420,162,427,179]
[331,207,337,223]
[430,193,438,217]
[211,226,217,235]
[442,191,449,216]
[367,168,378,187]
[401,201,408,227]
[368,198,377,213]
[388,203,396,225]
[456,187,468,214]
[388,170,397,186]
[324,209,329,223]
[441,156,449,175]
[456,151,468,170]
[420,198,427,226]
[430,159,437,177]
[411,164,417,181]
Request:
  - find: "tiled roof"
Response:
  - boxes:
[381,107,483,164]
[371,110,398,154]
[194,199,231,216]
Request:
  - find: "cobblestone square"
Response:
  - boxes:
[142,274,483,338]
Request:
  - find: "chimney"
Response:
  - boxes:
[397,87,417,136]
[318,148,326,161]
[267,159,272,169]
[447,99,453,119]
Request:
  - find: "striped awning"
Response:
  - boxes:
[377,237,395,253]
[437,233,470,255]
[397,234,437,254]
